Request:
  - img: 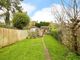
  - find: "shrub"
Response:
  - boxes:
[50,31,59,40]
[35,22,50,28]
[13,12,30,29]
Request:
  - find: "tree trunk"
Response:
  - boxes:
[5,9,10,26]
[72,29,78,54]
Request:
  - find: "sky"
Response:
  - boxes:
[0,0,79,23]
[21,0,61,22]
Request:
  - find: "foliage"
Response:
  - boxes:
[35,22,50,28]
[28,31,38,38]
[13,12,30,29]
[0,0,23,25]
[44,35,80,60]
[50,31,59,40]
[52,0,80,54]
[49,23,59,40]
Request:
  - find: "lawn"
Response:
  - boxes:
[44,35,80,60]
[0,35,80,60]
[0,38,45,60]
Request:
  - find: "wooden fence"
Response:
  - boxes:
[0,28,28,48]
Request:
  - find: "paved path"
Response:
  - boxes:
[41,37,51,60]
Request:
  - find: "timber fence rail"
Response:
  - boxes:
[0,28,28,48]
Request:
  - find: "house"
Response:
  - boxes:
[40,26,50,34]
[28,26,39,38]
[38,26,50,37]
[28,26,50,38]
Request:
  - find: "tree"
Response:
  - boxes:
[0,0,23,25]
[13,12,30,29]
[35,22,50,28]
[52,0,80,54]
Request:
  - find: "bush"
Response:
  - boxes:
[13,12,30,29]
[35,22,50,28]
[50,31,58,40]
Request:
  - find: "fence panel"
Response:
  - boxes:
[0,28,28,48]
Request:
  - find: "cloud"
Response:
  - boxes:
[21,3,36,15]
[51,4,63,14]
[31,4,62,22]
[31,7,54,22]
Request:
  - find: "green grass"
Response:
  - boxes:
[0,38,45,60]
[44,35,80,60]
[0,35,80,60]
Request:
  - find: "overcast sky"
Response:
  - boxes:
[22,0,61,22]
